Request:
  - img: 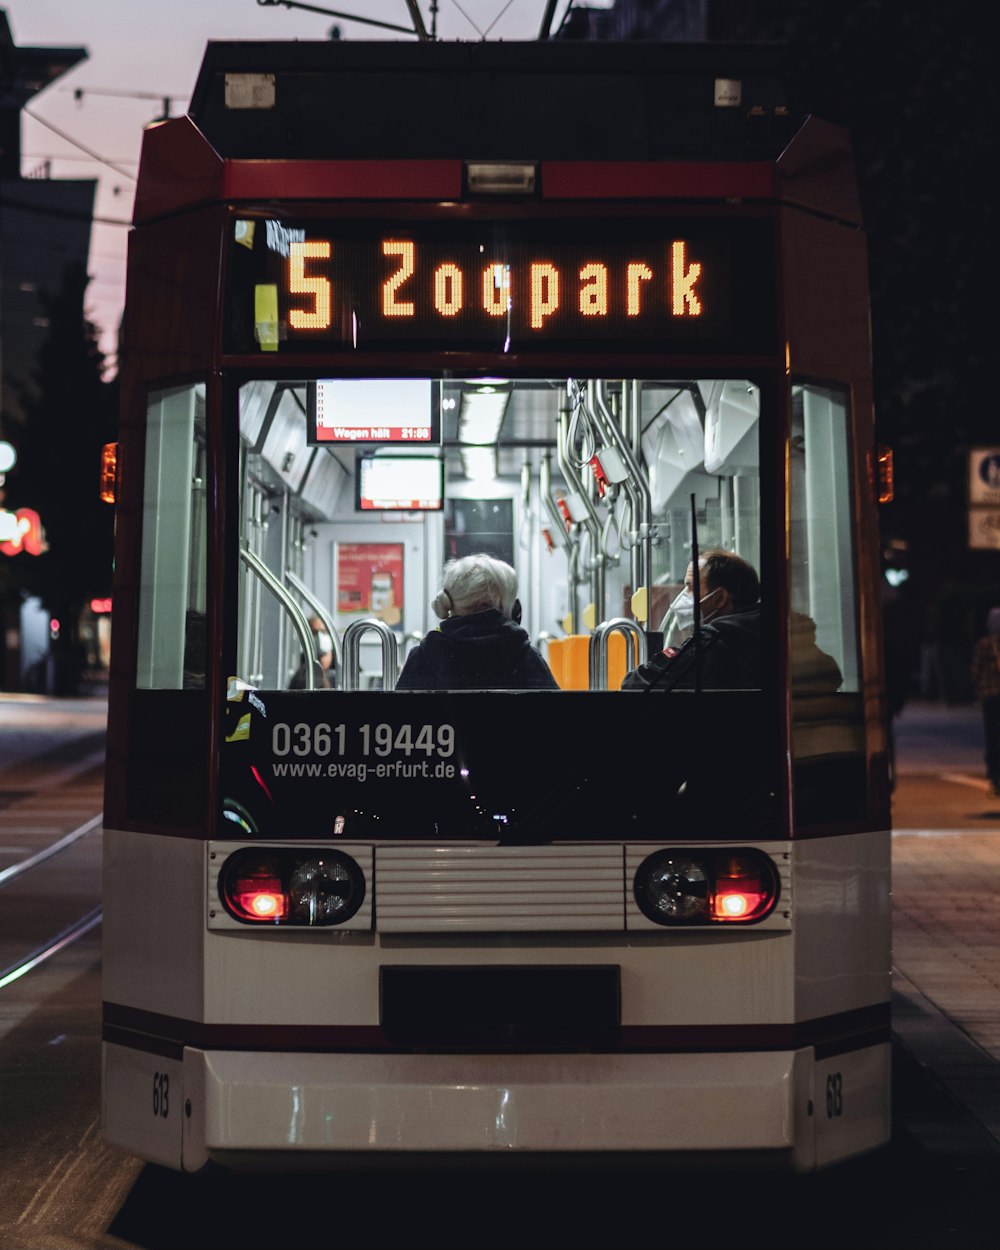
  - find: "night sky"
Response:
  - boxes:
[752,1,995,578]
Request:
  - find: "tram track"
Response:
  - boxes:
[0,704,107,992]
[0,811,104,991]
[0,904,103,990]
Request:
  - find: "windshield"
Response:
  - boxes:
[233,375,765,694]
[209,373,865,839]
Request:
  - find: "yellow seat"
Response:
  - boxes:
[546,634,629,690]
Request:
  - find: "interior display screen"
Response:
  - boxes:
[355,454,444,511]
[224,217,776,355]
[307,378,439,444]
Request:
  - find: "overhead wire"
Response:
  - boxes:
[23,107,136,183]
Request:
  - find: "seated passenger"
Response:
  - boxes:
[289,616,336,689]
[791,611,843,695]
[395,554,558,690]
[622,549,761,691]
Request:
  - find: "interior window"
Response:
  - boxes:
[234,376,762,694]
[136,384,207,689]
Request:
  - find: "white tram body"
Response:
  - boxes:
[102,41,891,1173]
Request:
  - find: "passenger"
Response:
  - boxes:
[395,553,559,690]
[289,615,336,689]
[790,611,843,695]
[970,607,1000,795]
[182,608,207,689]
[621,549,761,691]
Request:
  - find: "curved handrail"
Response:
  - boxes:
[240,546,319,690]
[589,617,648,690]
[285,569,343,672]
[342,618,399,690]
[402,630,424,658]
[534,629,556,658]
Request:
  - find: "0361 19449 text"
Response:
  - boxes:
[270,721,456,760]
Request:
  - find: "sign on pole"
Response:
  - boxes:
[968,448,1000,548]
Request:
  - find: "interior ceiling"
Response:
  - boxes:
[442,379,564,480]
[298,378,697,484]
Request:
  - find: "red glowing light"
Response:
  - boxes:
[712,882,770,922]
[237,891,287,919]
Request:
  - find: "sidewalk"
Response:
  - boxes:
[890,699,1000,1151]
[0,692,108,777]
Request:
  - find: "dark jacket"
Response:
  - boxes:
[395,609,559,690]
[622,606,761,692]
[288,661,334,690]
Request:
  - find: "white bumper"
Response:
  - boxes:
[104,1041,889,1173]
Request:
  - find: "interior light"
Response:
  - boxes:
[460,446,498,481]
[459,386,510,443]
[458,381,510,481]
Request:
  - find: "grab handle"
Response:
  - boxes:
[588,617,648,690]
[342,618,399,690]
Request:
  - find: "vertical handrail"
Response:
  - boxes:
[589,617,648,690]
[342,618,399,690]
[285,569,343,673]
[591,380,653,617]
[239,547,318,690]
[558,399,606,622]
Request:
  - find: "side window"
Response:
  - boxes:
[136,384,207,689]
[789,383,865,820]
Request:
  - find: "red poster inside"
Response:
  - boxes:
[337,543,404,626]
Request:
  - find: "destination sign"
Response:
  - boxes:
[224,217,775,355]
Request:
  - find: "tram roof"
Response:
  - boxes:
[187,39,800,163]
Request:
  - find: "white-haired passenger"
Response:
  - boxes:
[395,554,558,691]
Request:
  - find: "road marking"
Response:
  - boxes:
[938,772,991,791]
[0,814,102,889]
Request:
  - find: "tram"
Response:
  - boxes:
[101,39,891,1173]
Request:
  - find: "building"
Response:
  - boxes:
[0,10,96,690]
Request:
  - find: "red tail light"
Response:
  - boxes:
[711,857,774,922]
[235,880,288,920]
[226,856,288,922]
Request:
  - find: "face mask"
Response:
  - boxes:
[315,631,333,656]
[670,586,719,634]
[670,588,696,634]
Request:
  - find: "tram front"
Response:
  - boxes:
[101,41,891,1173]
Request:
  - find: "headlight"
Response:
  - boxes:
[633,848,779,926]
[634,853,709,921]
[288,855,364,925]
[219,848,365,926]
